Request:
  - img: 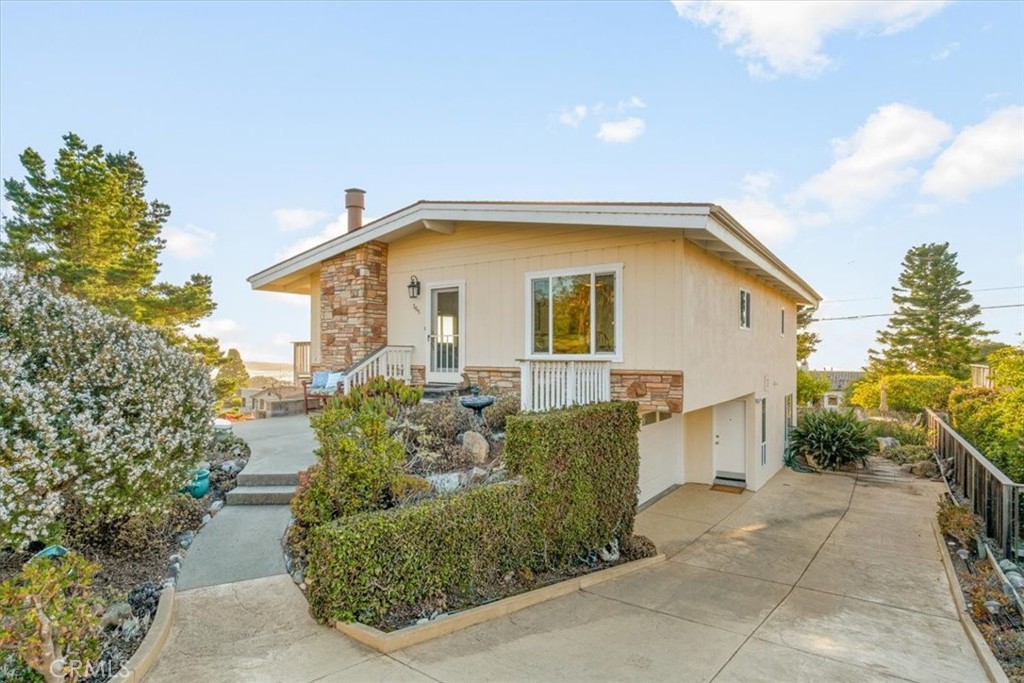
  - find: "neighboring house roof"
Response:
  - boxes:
[248,201,821,306]
[815,370,865,392]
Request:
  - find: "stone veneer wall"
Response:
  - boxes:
[416,364,684,414]
[610,370,683,414]
[316,241,388,371]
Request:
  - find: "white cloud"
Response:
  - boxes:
[792,103,952,216]
[273,208,329,232]
[275,213,379,260]
[930,42,959,61]
[672,0,950,78]
[189,318,241,338]
[596,117,646,143]
[163,224,216,259]
[184,318,295,363]
[558,105,588,127]
[720,171,797,245]
[921,106,1024,201]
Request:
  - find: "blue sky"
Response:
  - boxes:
[1,1,1021,368]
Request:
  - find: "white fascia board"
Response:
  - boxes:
[248,202,713,290]
[704,213,821,306]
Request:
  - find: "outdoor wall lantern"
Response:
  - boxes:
[407,275,421,299]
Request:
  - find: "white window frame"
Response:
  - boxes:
[740,289,751,330]
[524,263,624,361]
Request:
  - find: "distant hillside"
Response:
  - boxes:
[244,361,293,381]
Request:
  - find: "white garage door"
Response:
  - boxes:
[637,414,683,504]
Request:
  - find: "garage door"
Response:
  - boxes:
[637,414,683,504]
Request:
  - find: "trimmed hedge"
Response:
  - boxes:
[305,401,642,628]
[307,483,534,626]
[849,373,960,413]
[505,401,641,564]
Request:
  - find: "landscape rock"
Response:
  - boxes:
[196,461,211,472]
[201,513,212,526]
[469,466,488,484]
[487,466,508,484]
[167,562,181,578]
[427,472,461,494]
[910,459,938,478]
[221,460,239,473]
[210,500,224,513]
[462,431,490,464]
[899,463,915,473]
[876,437,900,451]
[178,531,195,549]
[292,570,304,585]
[100,602,134,630]
[1007,572,1024,590]
[169,553,182,565]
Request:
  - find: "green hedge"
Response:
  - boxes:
[505,401,641,564]
[305,401,642,628]
[849,374,960,413]
[307,483,535,626]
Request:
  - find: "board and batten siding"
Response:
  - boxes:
[385,222,686,372]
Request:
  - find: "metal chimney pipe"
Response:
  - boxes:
[345,188,366,232]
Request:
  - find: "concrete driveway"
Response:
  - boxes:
[144,466,987,683]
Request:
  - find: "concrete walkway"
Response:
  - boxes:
[175,416,314,591]
[147,462,988,683]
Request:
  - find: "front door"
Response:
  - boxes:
[426,283,463,384]
[714,400,747,485]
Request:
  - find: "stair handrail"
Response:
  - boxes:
[342,345,414,394]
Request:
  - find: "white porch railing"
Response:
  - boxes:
[520,360,612,412]
[293,341,311,385]
[342,345,414,394]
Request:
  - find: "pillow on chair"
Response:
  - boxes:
[310,371,329,389]
[325,372,346,392]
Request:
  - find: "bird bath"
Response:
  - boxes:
[460,386,494,426]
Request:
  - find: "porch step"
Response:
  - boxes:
[226,485,296,506]
[713,476,746,489]
[236,471,300,487]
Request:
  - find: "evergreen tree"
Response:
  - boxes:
[0,133,218,359]
[214,348,250,407]
[867,242,993,379]
[796,306,820,365]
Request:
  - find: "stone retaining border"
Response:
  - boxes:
[118,585,175,683]
[932,520,1009,683]
[335,554,666,653]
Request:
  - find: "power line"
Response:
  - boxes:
[812,303,1024,322]
[823,285,1024,304]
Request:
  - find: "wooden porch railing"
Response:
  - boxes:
[519,360,611,412]
[293,341,311,385]
[928,408,1024,557]
[342,346,414,394]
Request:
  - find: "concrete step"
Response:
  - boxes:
[226,485,296,506]
[236,471,300,487]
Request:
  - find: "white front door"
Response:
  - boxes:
[426,283,464,384]
[714,400,747,484]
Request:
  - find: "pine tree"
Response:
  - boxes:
[867,242,993,379]
[214,349,250,407]
[0,133,218,358]
[796,306,820,365]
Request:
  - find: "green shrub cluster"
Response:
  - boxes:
[787,410,875,470]
[332,376,423,419]
[885,444,935,465]
[863,419,928,446]
[307,483,534,626]
[305,401,644,628]
[0,553,101,682]
[294,403,405,531]
[948,346,1024,482]
[849,373,960,413]
[505,401,641,564]
[796,370,831,406]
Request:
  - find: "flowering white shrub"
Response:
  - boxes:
[0,276,214,549]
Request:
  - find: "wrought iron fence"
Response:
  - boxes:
[928,408,1024,558]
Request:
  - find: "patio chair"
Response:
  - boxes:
[302,370,345,413]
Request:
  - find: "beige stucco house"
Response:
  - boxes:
[248,189,821,504]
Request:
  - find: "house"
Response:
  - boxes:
[248,189,821,503]
[816,369,864,411]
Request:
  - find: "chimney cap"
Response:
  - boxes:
[344,187,366,194]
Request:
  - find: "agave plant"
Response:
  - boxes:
[788,410,875,471]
